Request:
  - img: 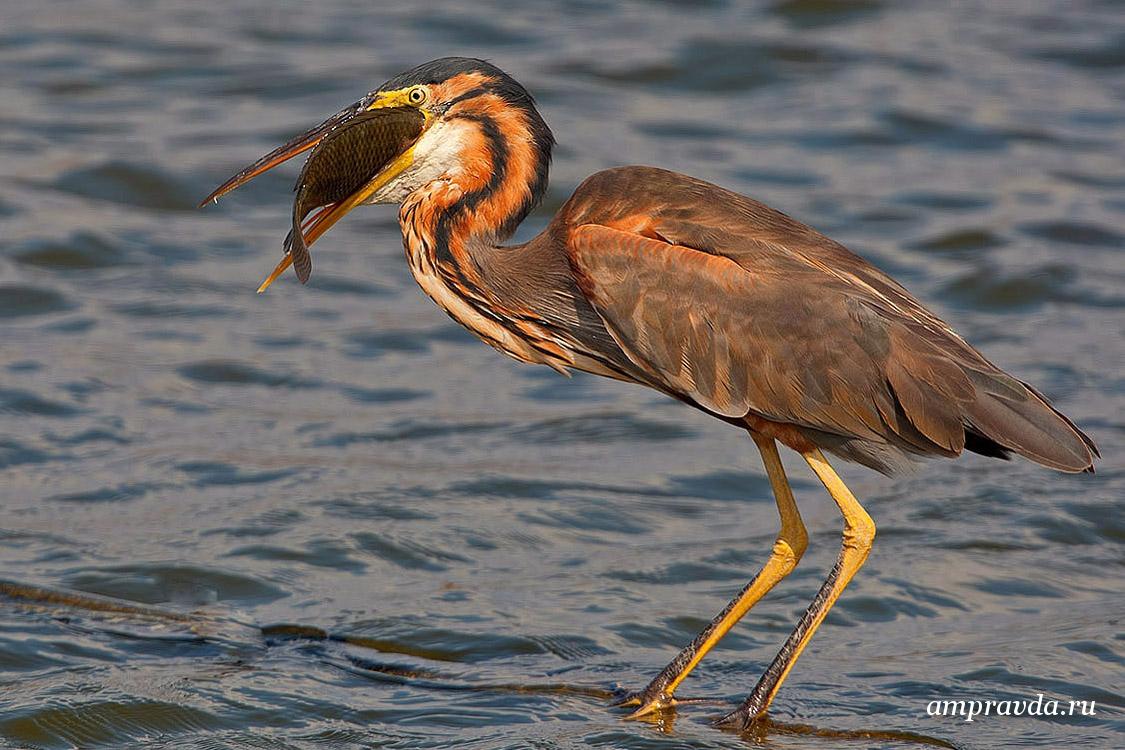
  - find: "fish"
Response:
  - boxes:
[284,106,426,284]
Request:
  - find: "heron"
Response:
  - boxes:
[201,57,1099,730]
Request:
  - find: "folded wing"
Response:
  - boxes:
[566,216,1096,474]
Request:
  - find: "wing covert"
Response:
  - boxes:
[568,223,897,442]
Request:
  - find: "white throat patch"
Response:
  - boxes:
[364,117,469,205]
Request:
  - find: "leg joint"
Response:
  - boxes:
[779,521,808,562]
[843,512,875,551]
[770,537,803,569]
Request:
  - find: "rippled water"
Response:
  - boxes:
[2,1,1123,748]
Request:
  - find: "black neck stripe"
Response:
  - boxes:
[433,112,509,266]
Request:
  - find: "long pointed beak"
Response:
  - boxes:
[198,105,361,207]
[200,99,428,293]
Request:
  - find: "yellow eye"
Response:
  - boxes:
[407,87,427,105]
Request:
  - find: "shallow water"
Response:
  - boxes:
[1,0,1123,748]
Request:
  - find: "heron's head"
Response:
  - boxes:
[202,58,555,289]
[358,58,555,210]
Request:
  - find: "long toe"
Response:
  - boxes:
[624,693,677,719]
[608,687,676,717]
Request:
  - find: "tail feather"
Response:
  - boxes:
[963,372,1096,473]
[1021,381,1101,459]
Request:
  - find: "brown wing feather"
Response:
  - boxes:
[570,224,898,441]
[561,167,1097,473]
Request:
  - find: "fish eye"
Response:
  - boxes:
[407,87,427,105]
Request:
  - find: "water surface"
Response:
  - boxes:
[1,1,1123,748]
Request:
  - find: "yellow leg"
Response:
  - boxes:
[621,435,808,718]
[717,448,876,730]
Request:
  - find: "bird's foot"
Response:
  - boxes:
[712,702,767,732]
[610,685,681,718]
